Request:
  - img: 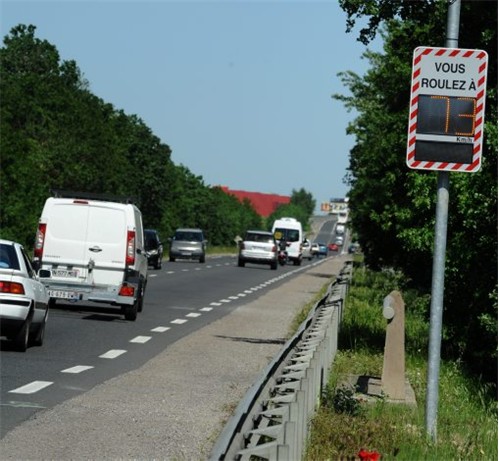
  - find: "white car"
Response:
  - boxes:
[238,230,278,270]
[302,239,313,260]
[0,239,50,351]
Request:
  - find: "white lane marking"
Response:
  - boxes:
[244,290,253,294]
[149,274,158,278]
[210,302,222,306]
[182,269,189,272]
[195,268,202,271]
[151,326,170,333]
[130,336,151,344]
[61,365,94,374]
[237,293,247,297]
[100,349,127,359]
[220,299,231,303]
[166,271,175,274]
[9,381,53,394]
[186,313,201,318]
[228,296,239,300]
[200,307,213,312]
[171,319,187,324]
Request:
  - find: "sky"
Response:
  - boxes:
[1,0,382,213]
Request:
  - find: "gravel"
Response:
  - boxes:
[0,254,348,460]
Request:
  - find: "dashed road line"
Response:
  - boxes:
[8,381,53,394]
[99,349,127,359]
[171,319,188,324]
[61,366,94,374]
[130,336,152,344]
[151,326,170,333]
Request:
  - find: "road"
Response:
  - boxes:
[0,216,345,458]
[1,254,326,436]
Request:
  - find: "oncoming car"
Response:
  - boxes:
[238,230,278,270]
[0,239,50,351]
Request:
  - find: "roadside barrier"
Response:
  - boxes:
[210,261,353,460]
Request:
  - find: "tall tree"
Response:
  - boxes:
[336,0,497,381]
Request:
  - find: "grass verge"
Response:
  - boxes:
[304,264,498,460]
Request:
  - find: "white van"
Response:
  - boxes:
[33,193,148,321]
[272,217,303,265]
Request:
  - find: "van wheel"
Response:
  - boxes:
[137,281,146,313]
[238,258,245,267]
[199,255,206,263]
[122,301,138,321]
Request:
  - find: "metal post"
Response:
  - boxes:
[425,0,461,442]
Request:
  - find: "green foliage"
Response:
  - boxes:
[322,384,364,416]
[306,265,497,461]
[335,1,497,383]
[0,24,308,250]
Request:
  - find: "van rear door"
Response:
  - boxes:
[42,201,90,281]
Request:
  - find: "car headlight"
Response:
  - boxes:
[149,249,158,255]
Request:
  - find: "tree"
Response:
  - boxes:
[336,0,497,382]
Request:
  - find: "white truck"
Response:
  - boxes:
[33,192,148,321]
[272,217,303,265]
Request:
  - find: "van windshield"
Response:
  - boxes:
[274,228,300,242]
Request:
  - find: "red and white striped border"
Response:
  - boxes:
[406,47,488,173]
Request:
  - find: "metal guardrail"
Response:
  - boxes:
[210,262,353,461]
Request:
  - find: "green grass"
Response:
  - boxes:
[303,265,498,461]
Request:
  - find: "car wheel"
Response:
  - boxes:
[31,308,48,347]
[122,300,138,321]
[238,258,245,267]
[14,317,31,352]
[155,257,162,270]
[169,255,175,262]
[270,262,277,270]
[199,255,206,263]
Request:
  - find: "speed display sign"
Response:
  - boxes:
[407,47,488,172]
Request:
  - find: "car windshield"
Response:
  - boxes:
[175,231,202,242]
[0,243,20,270]
[247,233,273,243]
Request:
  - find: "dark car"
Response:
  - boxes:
[144,229,163,270]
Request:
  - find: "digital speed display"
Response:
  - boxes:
[416,95,477,137]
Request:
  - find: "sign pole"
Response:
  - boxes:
[425,0,461,441]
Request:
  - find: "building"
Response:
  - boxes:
[219,186,290,217]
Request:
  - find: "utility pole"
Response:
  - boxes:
[424,0,461,442]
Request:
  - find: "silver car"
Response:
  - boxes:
[0,239,50,351]
[238,230,278,270]
[169,228,207,263]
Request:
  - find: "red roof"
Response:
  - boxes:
[219,187,290,217]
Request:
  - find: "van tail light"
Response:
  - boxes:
[126,230,136,265]
[0,281,25,295]
[119,284,135,297]
[34,223,47,259]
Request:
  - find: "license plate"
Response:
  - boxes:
[48,290,78,300]
[52,269,79,278]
